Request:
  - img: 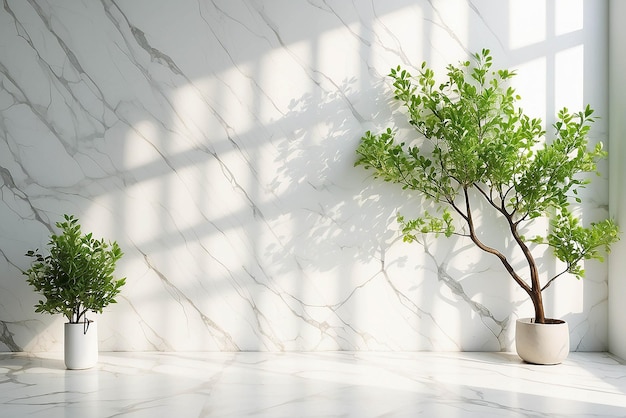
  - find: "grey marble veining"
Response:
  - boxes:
[1,352,626,417]
[0,1,611,352]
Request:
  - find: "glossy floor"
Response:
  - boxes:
[1,351,625,417]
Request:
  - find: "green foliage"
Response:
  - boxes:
[23,214,126,324]
[355,49,619,321]
[547,209,619,279]
[398,210,455,242]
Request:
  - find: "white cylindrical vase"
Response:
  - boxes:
[515,318,569,365]
[64,321,98,370]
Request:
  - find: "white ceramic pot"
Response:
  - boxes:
[64,321,98,370]
[515,318,569,365]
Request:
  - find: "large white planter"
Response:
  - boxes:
[515,318,569,365]
[64,321,98,370]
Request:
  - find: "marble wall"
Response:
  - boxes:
[0,0,612,352]
[608,0,626,361]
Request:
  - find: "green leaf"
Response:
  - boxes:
[23,215,126,323]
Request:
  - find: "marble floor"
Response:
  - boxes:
[1,351,626,417]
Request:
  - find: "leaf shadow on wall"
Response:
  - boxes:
[262,76,516,351]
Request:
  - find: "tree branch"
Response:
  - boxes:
[462,187,532,295]
[541,268,569,292]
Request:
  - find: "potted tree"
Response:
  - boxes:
[355,49,619,364]
[23,214,125,369]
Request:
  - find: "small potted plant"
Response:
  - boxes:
[23,214,125,369]
[355,49,619,364]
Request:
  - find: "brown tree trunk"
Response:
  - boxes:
[531,287,546,323]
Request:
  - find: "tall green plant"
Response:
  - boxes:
[24,214,126,324]
[355,49,619,324]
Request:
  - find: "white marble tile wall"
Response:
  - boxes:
[608,1,626,361]
[0,0,611,352]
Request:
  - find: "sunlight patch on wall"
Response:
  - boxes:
[317,25,360,84]
[429,0,468,59]
[123,121,162,170]
[123,177,168,247]
[509,0,546,49]
[555,45,584,112]
[551,275,585,317]
[512,57,547,124]
[171,83,219,148]
[555,0,583,36]
[371,6,424,70]
[208,65,256,133]
[199,153,252,222]
[259,41,315,120]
